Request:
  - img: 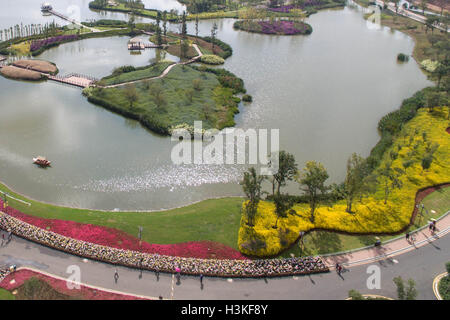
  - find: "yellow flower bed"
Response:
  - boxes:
[238,108,450,257]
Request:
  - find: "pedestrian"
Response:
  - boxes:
[335,263,342,275]
[114,269,119,283]
[374,237,381,247]
[7,230,12,243]
[405,233,410,242]
[200,274,204,285]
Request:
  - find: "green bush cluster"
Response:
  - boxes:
[202,36,233,59]
[397,53,409,62]
[200,54,225,65]
[367,89,427,170]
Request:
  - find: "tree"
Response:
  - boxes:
[149,83,166,110]
[162,11,167,38]
[421,153,433,172]
[420,0,428,15]
[128,14,136,34]
[377,161,403,204]
[210,22,218,53]
[195,14,199,43]
[192,78,202,91]
[348,289,364,300]
[426,91,441,112]
[124,84,138,108]
[271,151,298,196]
[393,276,417,300]
[272,193,295,229]
[180,39,189,60]
[402,159,414,174]
[181,11,187,39]
[240,167,264,226]
[298,161,329,223]
[434,63,449,88]
[341,153,372,213]
[425,16,439,34]
[185,88,194,104]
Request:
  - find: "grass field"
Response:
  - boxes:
[97,61,174,86]
[0,178,244,249]
[87,64,240,134]
[0,288,15,300]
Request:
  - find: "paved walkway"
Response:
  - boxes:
[323,212,450,268]
[101,44,203,88]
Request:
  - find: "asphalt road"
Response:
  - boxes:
[0,231,448,300]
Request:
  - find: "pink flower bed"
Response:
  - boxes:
[0,199,248,260]
[0,269,146,300]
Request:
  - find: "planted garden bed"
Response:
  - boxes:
[234,20,312,35]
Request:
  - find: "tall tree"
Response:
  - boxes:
[181,11,187,39]
[340,153,372,213]
[124,84,138,108]
[210,22,218,53]
[298,161,329,223]
[272,193,295,229]
[269,151,298,196]
[377,161,403,204]
[195,14,199,43]
[240,167,264,226]
[162,11,167,37]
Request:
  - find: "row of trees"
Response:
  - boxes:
[0,22,62,42]
[240,133,440,229]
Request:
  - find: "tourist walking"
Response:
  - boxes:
[335,263,343,275]
[405,232,410,242]
[200,274,204,285]
[114,269,119,283]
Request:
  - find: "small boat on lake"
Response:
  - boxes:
[33,156,51,167]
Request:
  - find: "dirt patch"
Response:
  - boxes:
[0,66,43,81]
[13,59,57,74]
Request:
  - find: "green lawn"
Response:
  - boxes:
[1,181,243,248]
[0,288,15,300]
[87,64,239,134]
[97,61,174,86]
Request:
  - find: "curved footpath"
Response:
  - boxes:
[0,213,448,299]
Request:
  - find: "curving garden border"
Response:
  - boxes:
[0,212,328,278]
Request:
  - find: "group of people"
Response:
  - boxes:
[0,212,329,277]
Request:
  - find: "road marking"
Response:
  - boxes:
[170,274,175,300]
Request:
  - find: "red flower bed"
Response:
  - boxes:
[0,269,146,300]
[0,199,248,260]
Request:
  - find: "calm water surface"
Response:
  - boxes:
[0,2,432,210]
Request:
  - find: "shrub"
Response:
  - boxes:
[421,59,439,72]
[200,54,225,65]
[446,262,450,274]
[242,94,253,102]
[397,53,409,62]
